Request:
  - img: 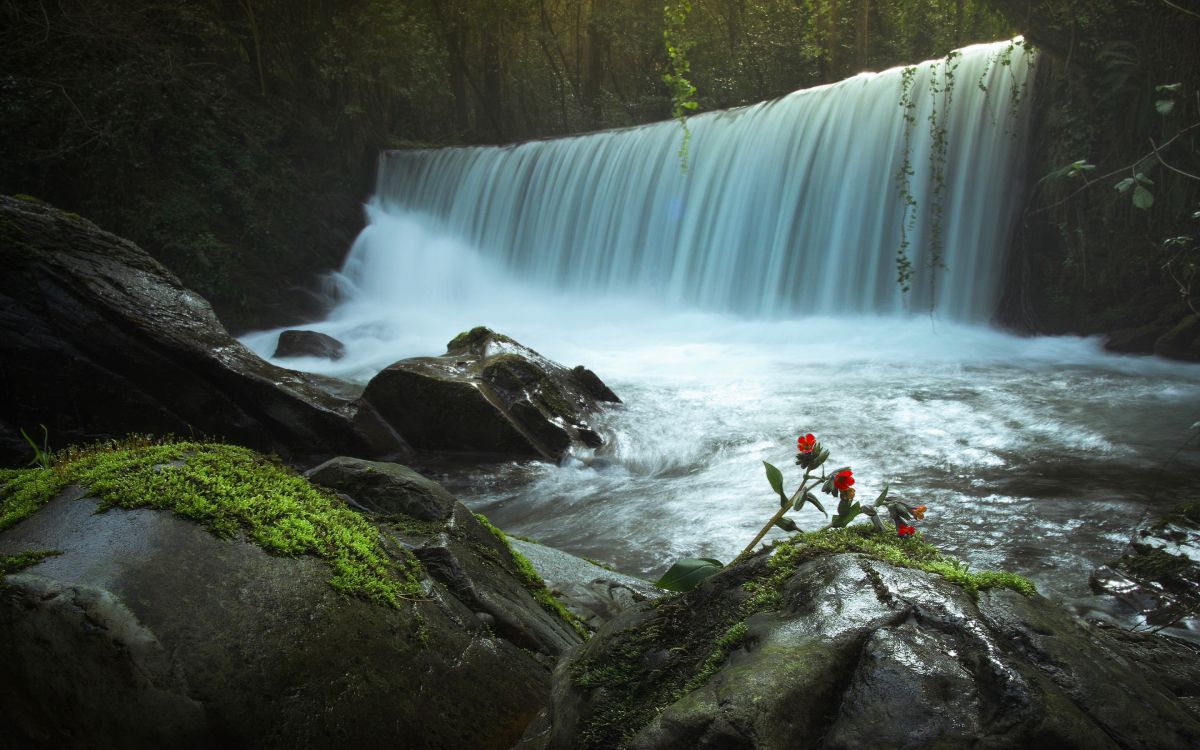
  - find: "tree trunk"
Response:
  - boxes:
[582,0,608,125]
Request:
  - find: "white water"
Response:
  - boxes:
[242,40,1200,631]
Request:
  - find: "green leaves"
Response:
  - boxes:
[1116,172,1155,210]
[831,493,862,528]
[656,558,723,592]
[763,461,789,508]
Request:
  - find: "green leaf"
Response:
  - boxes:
[1155,99,1175,115]
[1133,185,1155,209]
[874,483,889,506]
[1115,177,1135,193]
[1156,82,1182,93]
[655,558,724,593]
[774,516,799,532]
[832,505,862,528]
[763,461,789,507]
[1134,172,1155,186]
[804,492,827,516]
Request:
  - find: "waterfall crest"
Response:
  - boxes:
[364,39,1033,322]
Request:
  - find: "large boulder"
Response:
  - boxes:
[0,444,582,749]
[542,534,1200,749]
[363,326,620,461]
[0,195,409,466]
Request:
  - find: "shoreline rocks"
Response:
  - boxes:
[0,447,583,748]
[0,195,409,467]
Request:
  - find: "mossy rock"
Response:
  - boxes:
[542,530,1200,749]
[0,441,562,748]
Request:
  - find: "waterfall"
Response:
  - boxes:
[364,39,1033,323]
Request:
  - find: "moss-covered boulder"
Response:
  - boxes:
[306,455,587,654]
[1091,501,1200,637]
[0,442,578,749]
[541,531,1200,749]
[0,195,408,467]
[363,326,620,461]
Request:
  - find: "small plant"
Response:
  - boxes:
[19,425,51,470]
[656,434,926,592]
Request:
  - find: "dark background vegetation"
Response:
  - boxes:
[1,0,1197,340]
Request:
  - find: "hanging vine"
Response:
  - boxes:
[926,49,961,309]
[663,0,698,171]
[894,65,919,293]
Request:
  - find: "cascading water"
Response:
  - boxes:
[372,39,1031,321]
[242,39,1200,640]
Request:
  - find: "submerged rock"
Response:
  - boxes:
[1090,501,1200,639]
[363,326,619,461]
[543,536,1200,749]
[272,329,346,361]
[0,195,407,466]
[0,444,582,749]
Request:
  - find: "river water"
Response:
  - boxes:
[241,239,1200,610]
[241,38,1200,633]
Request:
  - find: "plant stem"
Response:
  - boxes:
[734,473,813,564]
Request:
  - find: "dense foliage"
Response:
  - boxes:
[998,1,1200,339]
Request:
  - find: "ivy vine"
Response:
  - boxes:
[663,0,698,171]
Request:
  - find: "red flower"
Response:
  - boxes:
[833,469,854,491]
[796,434,816,453]
[896,524,915,537]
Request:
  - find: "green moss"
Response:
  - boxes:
[472,513,590,639]
[777,525,1037,598]
[11,194,44,205]
[0,440,423,608]
[680,621,747,695]
[0,549,62,578]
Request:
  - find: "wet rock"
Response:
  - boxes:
[305,456,456,521]
[0,488,555,749]
[0,195,409,466]
[1156,314,1200,362]
[363,326,619,461]
[272,329,346,361]
[546,549,1200,749]
[1090,501,1200,639]
[1104,324,1165,355]
[509,537,663,631]
[304,456,584,656]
